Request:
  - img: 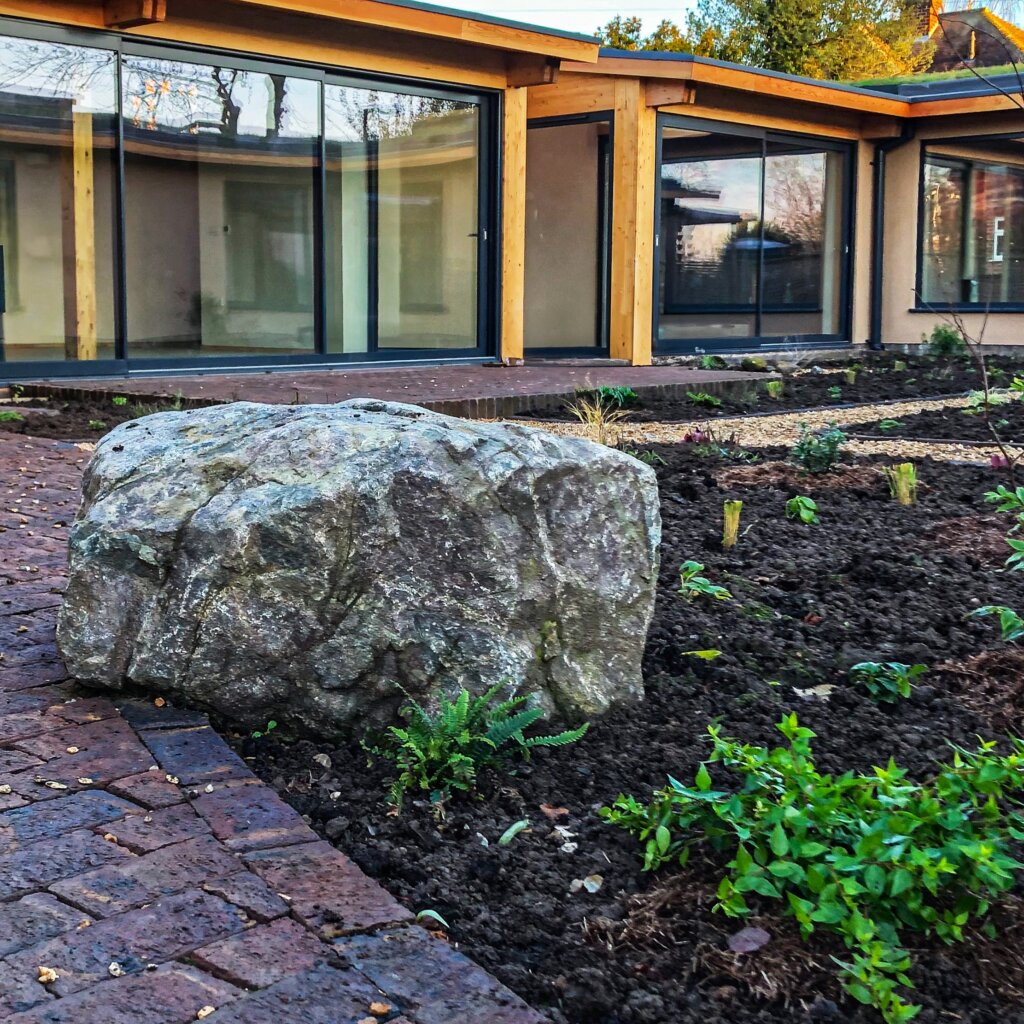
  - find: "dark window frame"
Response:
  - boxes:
[653,112,855,355]
[915,137,1024,312]
[0,14,500,379]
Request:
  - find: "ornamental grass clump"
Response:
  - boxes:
[722,500,743,549]
[567,395,630,446]
[883,463,918,506]
[367,683,588,810]
[601,714,1024,1024]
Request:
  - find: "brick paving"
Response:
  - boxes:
[21,360,768,418]
[0,433,549,1024]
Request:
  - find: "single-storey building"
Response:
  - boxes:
[0,1,1020,377]
[524,53,1024,363]
[0,0,598,377]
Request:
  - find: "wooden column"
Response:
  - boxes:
[609,78,656,365]
[500,85,528,363]
[60,111,98,361]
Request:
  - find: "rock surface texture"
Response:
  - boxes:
[57,401,660,734]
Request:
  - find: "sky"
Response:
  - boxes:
[432,0,694,37]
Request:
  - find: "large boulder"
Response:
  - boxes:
[57,400,661,734]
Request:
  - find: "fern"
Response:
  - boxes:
[367,683,589,811]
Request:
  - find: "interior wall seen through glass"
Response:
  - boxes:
[0,34,118,363]
[122,54,319,358]
[657,122,848,347]
[325,85,480,353]
[921,147,1024,306]
[524,120,606,349]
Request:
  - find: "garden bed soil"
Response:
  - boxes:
[241,445,1024,1024]
[0,395,181,440]
[521,355,1023,422]
[849,396,1024,444]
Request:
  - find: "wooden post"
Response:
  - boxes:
[60,111,98,361]
[609,78,656,365]
[500,85,528,363]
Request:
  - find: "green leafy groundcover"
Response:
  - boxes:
[602,714,1024,1023]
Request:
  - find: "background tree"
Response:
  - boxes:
[599,0,933,79]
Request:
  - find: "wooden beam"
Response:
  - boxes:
[527,72,616,119]
[60,111,98,362]
[227,0,600,61]
[646,81,695,107]
[609,78,655,366]
[103,0,166,28]
[859,114,903,139]
[507,55,559,88]
[500,86,528,363]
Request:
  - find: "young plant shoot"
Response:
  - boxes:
[786,495,819,525]
[722,500,742,549]
[678,561,732,601]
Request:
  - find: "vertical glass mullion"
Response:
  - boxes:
[114,45,129,363]
[756,137,767,339]
[314,78,326,356]
[367,134,379,354]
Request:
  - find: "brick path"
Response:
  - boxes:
[22,361,768,418]
[0,434,547,1024]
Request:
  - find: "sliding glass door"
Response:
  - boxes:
[656,116,852,352]
[0,19,496,377]
[324,83,484,355]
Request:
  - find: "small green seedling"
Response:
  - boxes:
[678,561,732,601]
[963,390,1010,415]
[594,385,638,408]
[826,385,842,399]
[0,410,25,422]
[764,379,784,400]
[985,485,1024,570]
[851,661,926,703]
[111,395,128,407]
[682,649,722,660]
[366,683,588,810]
[251,719,277,739]
[785,495,819,525]
[620,446,665,466]
[722,500,742,549]
[878,419,904,433]
[699,354,728,370]
[87,420,106,431]
[883,463,918,506]
[893,359,907,371]
[498,819,530,845]
[687,390,723,409]
[791,423,846,474]
[969,605,1024,642]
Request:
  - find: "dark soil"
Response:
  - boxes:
[521,355,1024,421]
[0,395,186,441]
[850,396,1024,444]
[242,445,1024,1024]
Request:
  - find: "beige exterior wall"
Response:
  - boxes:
[881,112,1024,347]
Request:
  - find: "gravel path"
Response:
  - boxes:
[511,393,1024,463]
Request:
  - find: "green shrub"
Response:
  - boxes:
[687,390,722,409]
[0,410,24,422]
[764,379,784,400]
[826,385,842,399]
[601,714,1024,1024]
[699,354,728,370]
[791,423,846,474]
[925,323,966,358]
[87,420,106,431]
[850,661,926,703]
[678,560,732,601]
[111,395,128,407]
[740,355,769,372]
[969,604,1024,642]
[785,495,819,525]
[367,683,587,810]
[593,385,638,408]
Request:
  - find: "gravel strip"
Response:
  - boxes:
[507,392,1024,464]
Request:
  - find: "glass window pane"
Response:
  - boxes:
[325,86,479,353]
[0,34,117,363]
[122,55,319,358]
[760,143,845,338]
[971,164,1024,305]
[658,127,762,343]
[525,120,607,349]
[921,158,965,305]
